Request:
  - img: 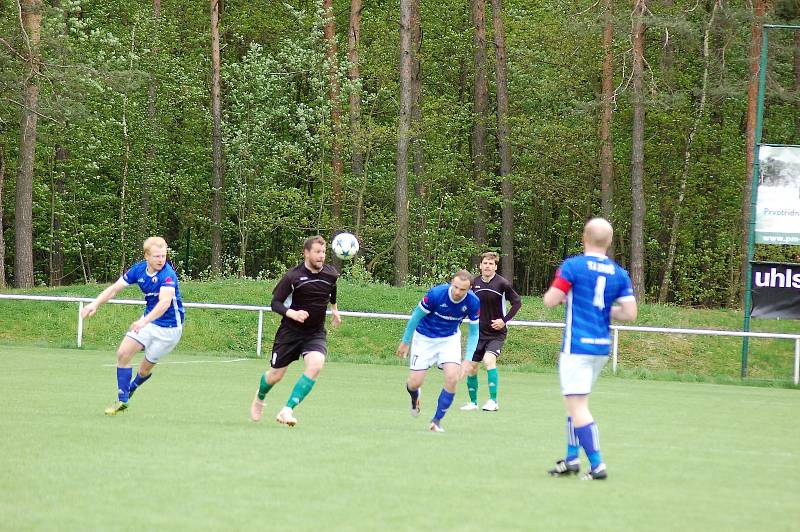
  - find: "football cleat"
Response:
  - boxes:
[581,464,608,480]
[460,402,479,411]
[276,406,297,427]
[429,421,445,433]
[481,399,499,412]
[250,393,265,422]
[104,401,128,416]
[548,459,580,477]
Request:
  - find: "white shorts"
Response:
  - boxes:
[126,323,182,363]
[409,331,462,371]
[558,353,608,395]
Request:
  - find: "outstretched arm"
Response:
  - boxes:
[81,279,128,318]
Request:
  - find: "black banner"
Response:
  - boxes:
[751,262,800,319]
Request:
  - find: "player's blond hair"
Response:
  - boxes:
[480,252,500,265]
[143,236,168,256]
[452,269,472,283]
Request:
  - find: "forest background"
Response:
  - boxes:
[1,0,799,307]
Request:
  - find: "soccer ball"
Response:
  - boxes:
[331,232,359,260]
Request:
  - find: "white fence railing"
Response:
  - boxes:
[1,293,799,385]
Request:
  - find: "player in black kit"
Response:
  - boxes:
[461,252,521,412]
[249,235,341,426]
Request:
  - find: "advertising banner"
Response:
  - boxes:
[751,261,800,319]
[755,146,800,245]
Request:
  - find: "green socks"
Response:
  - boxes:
[257,373,274,400]
[287,374,316,408]
[487,368,498,401]
[466,375,478,404]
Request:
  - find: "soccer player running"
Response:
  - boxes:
[461,251,522,412]
[543,218,637,480]
[249,235,341,427]
[81,237,185,416]
[396,270,480,432]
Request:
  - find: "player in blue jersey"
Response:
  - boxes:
[396,270,480,432]
[81,237,185,416]
[543,218,637,480]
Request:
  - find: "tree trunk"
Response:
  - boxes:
[50,145,67,286]
[658,0,717,303]
[14,0,43,288]
[395,0,413,286]
[0,145,6,289]
[411,0,424,189]
[794,29,799,141]
[210,0,224,276]
[348,0,365,233]
[323,0,344,228]
[599,0,615,233]
[142,0,160,238]
[630,0,647,300]
[491,0,514,281]
[471,0,490,263]
[741,0,766,305]
[119,27,136,273]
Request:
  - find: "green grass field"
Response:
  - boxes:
[1,345,798,531]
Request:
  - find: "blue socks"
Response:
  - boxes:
[128,372,152,397]
[432,389,455,422]
[116,367,132,403]
[575,422,603,470]
[566,417,580,462]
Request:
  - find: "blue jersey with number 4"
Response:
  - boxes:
[122,261,185,328]
[415,283,480,339]
[552,253,634,356]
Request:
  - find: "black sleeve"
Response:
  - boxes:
[503,280,522,322]
[270,274,294,316]
[330,283,337,305]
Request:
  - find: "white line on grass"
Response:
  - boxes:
[101,358,249,367]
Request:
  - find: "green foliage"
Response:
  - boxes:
[1,0,799,307]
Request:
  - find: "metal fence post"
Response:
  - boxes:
[794,339,799,386]
[256,310,264,358]
[612,328,619,374]
[77,302,84,348]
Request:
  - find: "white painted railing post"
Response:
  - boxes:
[256,310,264,358]
[77,301,84,348]
[794,339,799,386]
[612,328,619,374]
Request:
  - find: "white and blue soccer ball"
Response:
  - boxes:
[332,232,359,260]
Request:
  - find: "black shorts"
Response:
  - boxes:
[270,327,327,369]
[470,336,505,362]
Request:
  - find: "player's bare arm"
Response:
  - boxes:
[81,279,128,319]
[131,287,175,333]
[543,286,567,308]
[611,299,638,322]
[490,318,506,330]
[286,309,309,323]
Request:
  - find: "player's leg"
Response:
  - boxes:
[563,355,608,480]
[277,332,328,426]
[406,368,427,417]
[105,335,144,415]
[429,333,461,431]
[461,342,482,409]
[129,324,181,398]
[430,362,459,431]
[251,332,297,422]
[482,349,499,411]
